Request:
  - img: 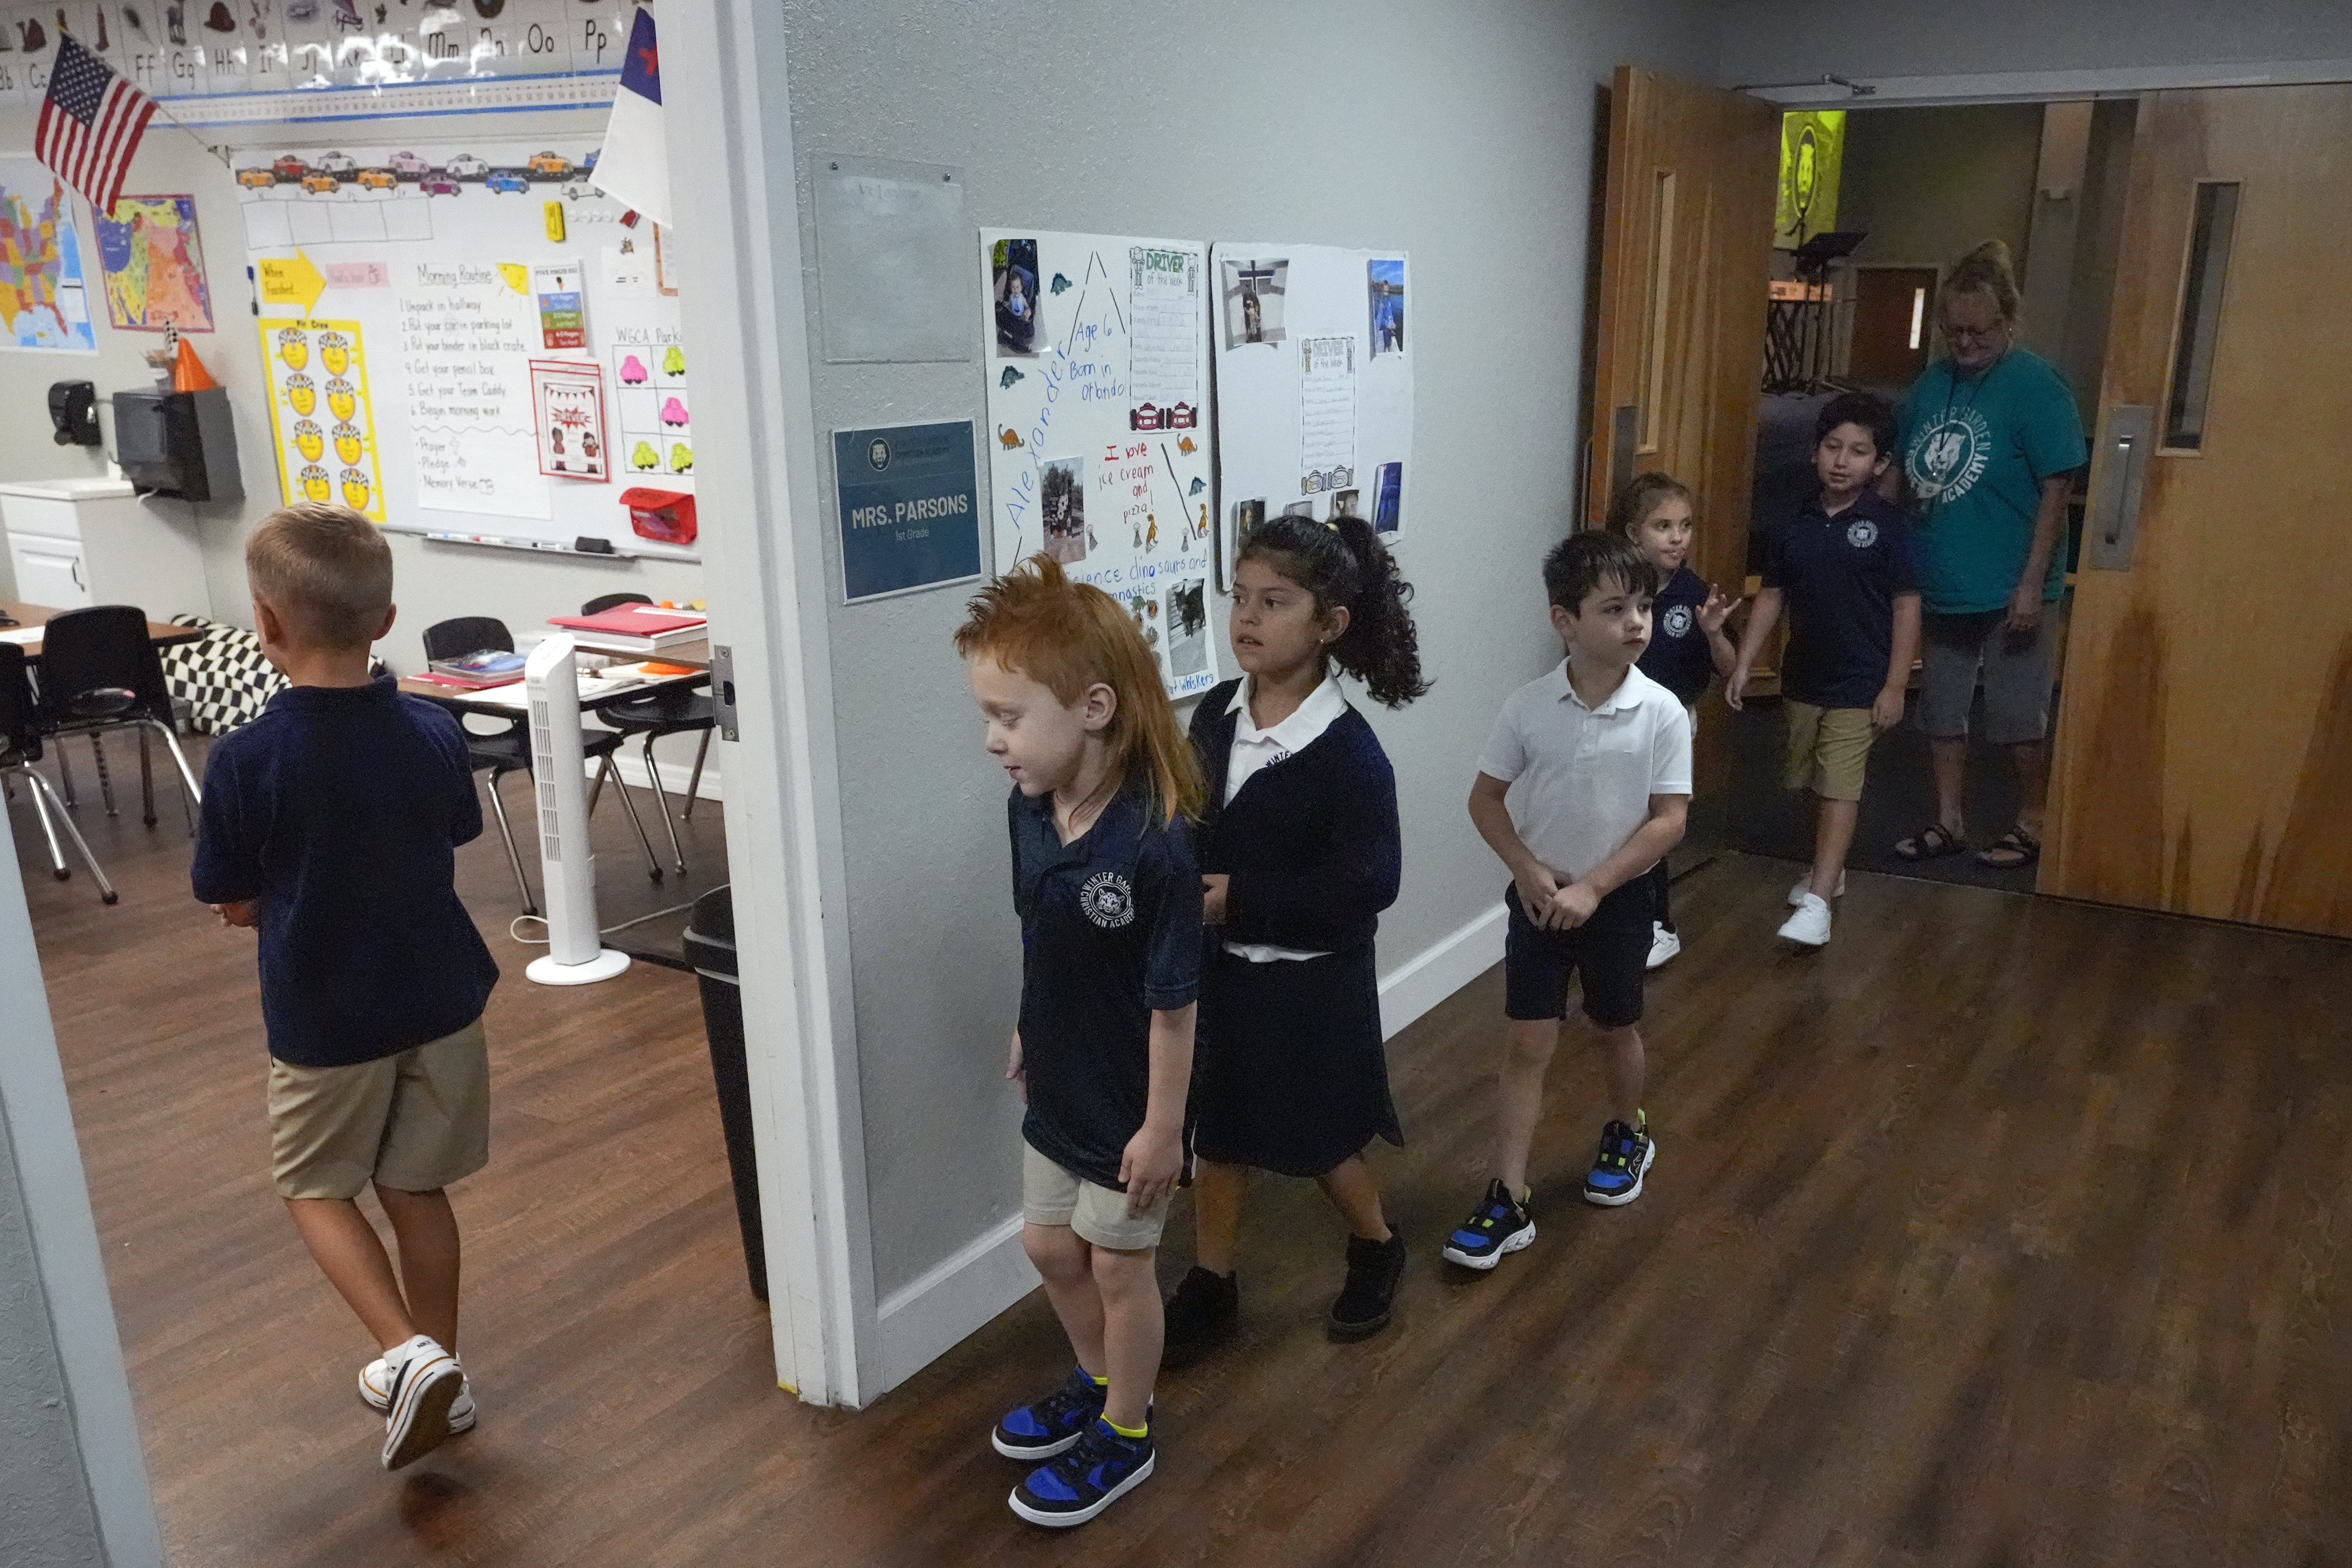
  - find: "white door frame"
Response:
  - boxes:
[663,2,881,1406]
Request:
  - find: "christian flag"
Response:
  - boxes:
[37,34,156,219]
[594,7,671,229]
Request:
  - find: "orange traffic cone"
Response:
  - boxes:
[171,337,219,392]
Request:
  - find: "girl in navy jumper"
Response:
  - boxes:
[1162,514,1430,1362]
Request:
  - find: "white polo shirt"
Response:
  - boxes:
[1221,675,1347,962]
[1476,659,1691,883]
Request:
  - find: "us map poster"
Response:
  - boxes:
[980,229,1218,700]
[1211,242,1414,585]
[257,316,386,523]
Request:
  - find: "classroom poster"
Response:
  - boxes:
[256,316,387,522]
[1211,243,1414,584]
[530,360,610,481]
[612,331,691,476]
[979,229,1218,700]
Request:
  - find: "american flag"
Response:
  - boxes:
[36,34,156,219]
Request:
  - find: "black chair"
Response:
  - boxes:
[578,591,716,875]
[1,643,115,904]
[32,605,202,835]
[419,615,663,915]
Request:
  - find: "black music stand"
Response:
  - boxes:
[1764,229,1867,394]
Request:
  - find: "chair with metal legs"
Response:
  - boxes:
[1,644,115,904]
[32,606,202,835]
[576,592,718,875]
[420,616,665,915]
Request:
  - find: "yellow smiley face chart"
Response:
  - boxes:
[258,316,386,523]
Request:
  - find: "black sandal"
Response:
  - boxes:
[1975,827,2041,869]
[1894,823,1965,861]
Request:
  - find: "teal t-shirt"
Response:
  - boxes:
[1899,348,2087,614]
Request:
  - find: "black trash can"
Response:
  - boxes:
[682,885,768,1302]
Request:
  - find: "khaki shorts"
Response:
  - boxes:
[269,1018,491,1201]
[1022,1142,1168,1252]
[1783,701,1877,802]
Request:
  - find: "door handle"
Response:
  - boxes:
[2085,405,2153,571]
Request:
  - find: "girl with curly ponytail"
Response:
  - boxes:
[1159,514,1427,1364]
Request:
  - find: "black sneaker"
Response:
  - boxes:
[1441,1179,1534,1271]
[990,1365,1105,1461]
[1583,1120,1656,1206]
[1327,1231,1405,1340]
[1159,1266,1238,1367]
[1008,1416,1156,1527]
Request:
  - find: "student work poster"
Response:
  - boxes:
[1211,243,1414,586]
[979,229,1218,701]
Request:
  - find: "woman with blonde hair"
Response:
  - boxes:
[1892,239,2086,871]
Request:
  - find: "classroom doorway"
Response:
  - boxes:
[1582,81,2142,900]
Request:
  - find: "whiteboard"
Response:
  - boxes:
[237,136,695,562]
[1209,243,1412,586]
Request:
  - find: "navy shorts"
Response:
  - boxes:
[1502,879,1654,1028]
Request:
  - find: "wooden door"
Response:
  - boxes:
[1586,68,1776,568]
[1847,265,1938,390]
[1585,67,1777,802]
[2043,85,2352,936]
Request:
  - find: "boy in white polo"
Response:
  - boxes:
[1446,531,1691,1270]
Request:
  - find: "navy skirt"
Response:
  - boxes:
[1191,944,1403,1178]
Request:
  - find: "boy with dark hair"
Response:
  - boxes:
[1445,531,1691,1271]
[193,502,500,1471]
[1728,392,1922,947]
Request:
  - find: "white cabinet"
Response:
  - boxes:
[8,533,86,607]
[0,479,210,620]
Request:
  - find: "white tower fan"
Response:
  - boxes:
[523,634,633,985]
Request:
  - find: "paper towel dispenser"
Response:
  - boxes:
[112,386,242,504]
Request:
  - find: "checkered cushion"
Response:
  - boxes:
[160,616,388,735]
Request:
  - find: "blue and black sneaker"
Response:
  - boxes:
[1440,1178,1534,1271]
[990,1366,1106,1461]
[1582,1120,1656,1206]
[1008,1416,1156,1527]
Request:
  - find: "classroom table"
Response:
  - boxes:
[0,601,205,661]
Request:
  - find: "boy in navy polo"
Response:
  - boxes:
[192,502,498,1471]
[1728,393,1921,947]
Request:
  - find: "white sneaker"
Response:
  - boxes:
[379,1336,466,1470]
[1778,892,1833,947]
[1787,870,1849,905]
[1645,922,1682,969]
[360,1352,475,1433]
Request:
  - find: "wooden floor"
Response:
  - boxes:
[16,738,2352,1567]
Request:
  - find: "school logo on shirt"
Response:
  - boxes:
[1079,870,1137,929]
[1845,518,1880,549]
[1660,604,1694,638]
[1907,406,1993,506]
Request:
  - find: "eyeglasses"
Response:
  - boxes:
[1941,322,2009,344]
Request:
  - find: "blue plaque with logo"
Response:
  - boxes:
[832,420,983,602]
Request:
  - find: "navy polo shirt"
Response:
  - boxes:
[1008,784,1201,1191]
[1760,489,1921,710]
[192,679,499,1069]
[1638,564,1715,706]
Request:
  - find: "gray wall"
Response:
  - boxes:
[0,853,162,1568]
[779,0,1724,1300]
[0,1110,104,1568]
[0,108,708,679]
[1716,0,2352,84]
